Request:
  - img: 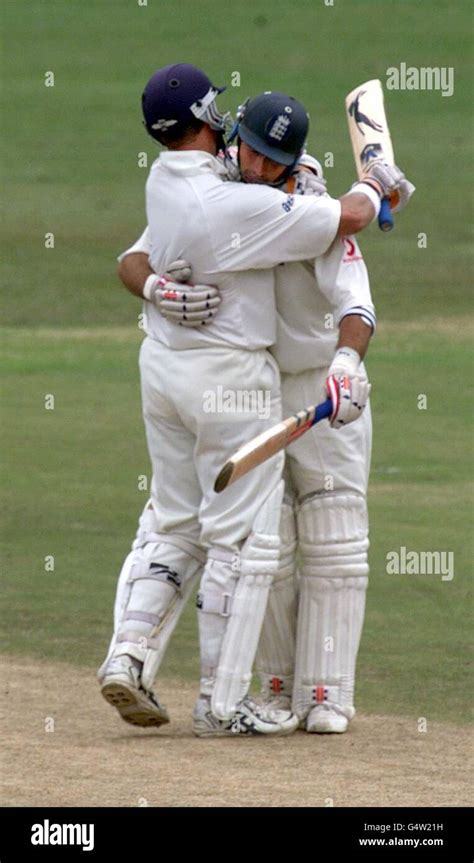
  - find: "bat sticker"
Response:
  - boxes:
[360,142,383,163]
[348,89,384,135]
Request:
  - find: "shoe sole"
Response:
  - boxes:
[306,721,348,734]
[101,681,170,728]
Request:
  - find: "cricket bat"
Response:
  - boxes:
[345,78,395,231]
[214,398,333,493]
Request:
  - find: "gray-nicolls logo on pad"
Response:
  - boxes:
[31,819,94,852]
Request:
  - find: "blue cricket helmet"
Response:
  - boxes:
[234,91,309,166]
[142,63,229,142]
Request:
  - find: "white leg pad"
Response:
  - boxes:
[293,492,369,721]
[204,480,284,720]
[256,501,298,703]
[98,502,206,691]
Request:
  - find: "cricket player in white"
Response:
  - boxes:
[257,234,375,733]
[99,67,413,736]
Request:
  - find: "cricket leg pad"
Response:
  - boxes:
[293,492,369,723]
[99,512,206,692]
[256,499,298,711]
[197,481,284,720]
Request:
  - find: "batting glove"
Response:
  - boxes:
[324,347,371,429]
[364,159,415,212]
[143,260,221,327]
[293,154,327,196]
[293,169,327,197]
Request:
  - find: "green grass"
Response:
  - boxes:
[1,0,472,325]
[1,324,472,721]
[1,0,472,724]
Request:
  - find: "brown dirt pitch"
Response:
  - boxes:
[1,656,471,808]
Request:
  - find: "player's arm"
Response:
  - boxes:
[338,181,383,236]
[324,317,372,431]
[117,230,219,326]
[117,227,191,299]
[118,252,153,299]
[289,155,375,235]
[337,314,372,360]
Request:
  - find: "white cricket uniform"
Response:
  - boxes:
[139,150,340,549]
[273,234,374,500]
[119,162,373,715]
[258,236,374,724]
[123,217,373,504]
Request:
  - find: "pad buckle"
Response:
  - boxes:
[221,593,232,617]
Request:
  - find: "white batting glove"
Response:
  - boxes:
[293,169,327,197]
[324,346,371,429]
[165,259,192,283]
[364,159,415,212]
[143,260,221,327]
[293,154,327,196]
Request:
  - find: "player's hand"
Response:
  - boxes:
[143,260,221,327]
[292,154,327,196]
[324,347,371,429]
[165,259,192,283]
[293,169,327,197]
[364,159,415,212]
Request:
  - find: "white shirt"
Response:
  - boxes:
[273,235,375,372]
[142,150,340,350]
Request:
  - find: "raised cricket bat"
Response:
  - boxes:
[214,398,333,493]
[345,78,395,231]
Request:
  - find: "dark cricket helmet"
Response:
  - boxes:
[233,91,309,166]
[142,63,229,142]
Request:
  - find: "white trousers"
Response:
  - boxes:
[139,336,283,549]
[139,337,284,697]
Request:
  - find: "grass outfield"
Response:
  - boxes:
[1,1,472,729]
[2,322,472,723]
[1,0,472,326]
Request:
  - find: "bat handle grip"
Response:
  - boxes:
[378,196,394,232]
[312,398,333,426]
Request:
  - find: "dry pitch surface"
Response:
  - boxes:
[1,656,471,808]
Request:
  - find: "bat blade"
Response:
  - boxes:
[214,398,332,493]
[345,78,395,232]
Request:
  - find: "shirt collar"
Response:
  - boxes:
[158,150,227,177]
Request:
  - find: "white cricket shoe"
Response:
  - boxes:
[192,696,299,738]
[100,657,170,728]
[261,693,292,717]
[305,704,349,734]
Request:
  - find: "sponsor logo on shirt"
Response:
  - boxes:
[282,194,295,213]
[342,237,363,263]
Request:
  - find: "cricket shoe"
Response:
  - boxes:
[305,703,350,734]
[192,696,299,738]
[261,693,292,718]
[259,676,293,718]
[100,657,170,728]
